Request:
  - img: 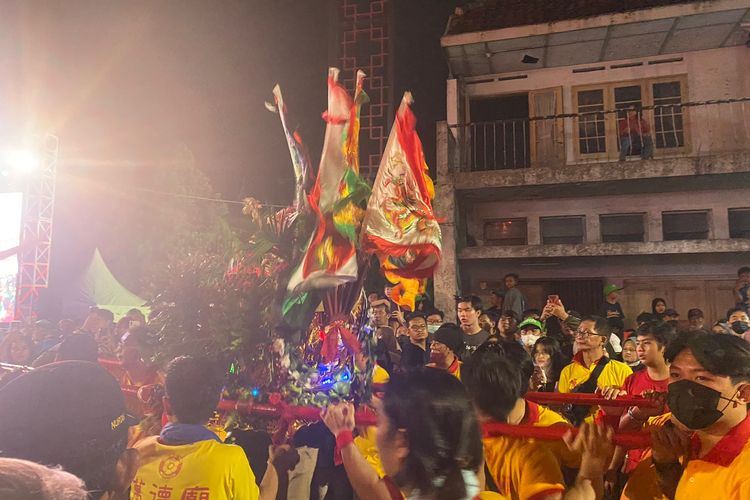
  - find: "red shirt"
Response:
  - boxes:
[622,369,669,397]
[622,369,669,472]
[618,115,650,137]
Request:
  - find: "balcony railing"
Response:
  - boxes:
[449,97,750,172]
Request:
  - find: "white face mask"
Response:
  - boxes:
[520,333,539,347]
[427,324,440,335]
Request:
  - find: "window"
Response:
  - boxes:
[729,208,750,239]
[663,211,709,241]
[574,77,687,159]
[541,216,585,245]
[577,90,606,154]
[600,214,645,243]
[653,82,684,149]
[483,218,527,245]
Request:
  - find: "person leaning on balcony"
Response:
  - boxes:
[618,104,654,161]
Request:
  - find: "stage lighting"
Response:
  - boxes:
[5,150,40,174]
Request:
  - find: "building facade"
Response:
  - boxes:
[435,0,750,325]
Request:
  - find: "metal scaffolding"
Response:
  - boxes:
[15,134,58,320]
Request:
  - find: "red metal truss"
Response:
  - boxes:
[15,134,58,320]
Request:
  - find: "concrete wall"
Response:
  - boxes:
[450,46,750,164]
[465,187,750,246]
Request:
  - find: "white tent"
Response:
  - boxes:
[65,248,149,320]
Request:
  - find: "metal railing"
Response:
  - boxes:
[449,97,750,173]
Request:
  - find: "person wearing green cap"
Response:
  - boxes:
[518,317,545,353]
[603,284,625,321]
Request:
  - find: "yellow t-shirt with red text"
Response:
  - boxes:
[131,436,259,500]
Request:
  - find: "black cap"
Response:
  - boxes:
[664,308,679,317]
[0,361,136,477]
[432,324,464,357]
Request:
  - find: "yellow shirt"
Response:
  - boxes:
[620,413,673,500]
[676,414,750,500]
[131,436,259,500]
[372,364,390,384]
[483,434,566,500]
[521,401,579,469]
[558,353,632,422]
[354,426,386,478]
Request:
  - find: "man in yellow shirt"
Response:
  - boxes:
[558,316,632,424]
[647,332,750,499]
[463,341,614,499]
[131,356,282,500]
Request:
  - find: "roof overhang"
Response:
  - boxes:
[442,0,750,77]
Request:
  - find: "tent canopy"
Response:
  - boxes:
[65,248,149,320]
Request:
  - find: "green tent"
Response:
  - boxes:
[68,248,149,320]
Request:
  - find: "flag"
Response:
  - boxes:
[287,68,369,293]
[266,85,313,213]
[361,93,442,311]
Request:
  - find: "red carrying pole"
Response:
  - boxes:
[481,422,651,449]
[214,399,651,449]
[525,391,661,408]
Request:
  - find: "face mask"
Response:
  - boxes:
[520,333,538,347]
[731,321,749,335]
[427,324,440,335]
[667,379,737,430]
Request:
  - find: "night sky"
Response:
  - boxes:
[0,0,457,317]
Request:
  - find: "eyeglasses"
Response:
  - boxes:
[409,324,427,331]
[575,330,600,339]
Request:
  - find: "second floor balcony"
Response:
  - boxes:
[442,96,750,190]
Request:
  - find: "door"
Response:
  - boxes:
[705,280,737,322]
[529,88,564,168]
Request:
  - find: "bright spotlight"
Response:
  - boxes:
[5,150,40,174]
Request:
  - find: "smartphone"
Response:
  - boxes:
[548,295,560,305]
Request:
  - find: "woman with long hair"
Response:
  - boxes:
[322,368,483,500]
[0,333,34,366]
[530,336,569,392]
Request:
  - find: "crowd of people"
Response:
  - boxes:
[0,267,749,499]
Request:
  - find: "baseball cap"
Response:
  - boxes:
[432,324,464,357]
[0,361,136,479]
[604,284,622,296]
[518,318,545,332]
[664,308,679,317]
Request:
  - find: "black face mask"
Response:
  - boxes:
[731,321,749,335]
[667,379,737,430]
